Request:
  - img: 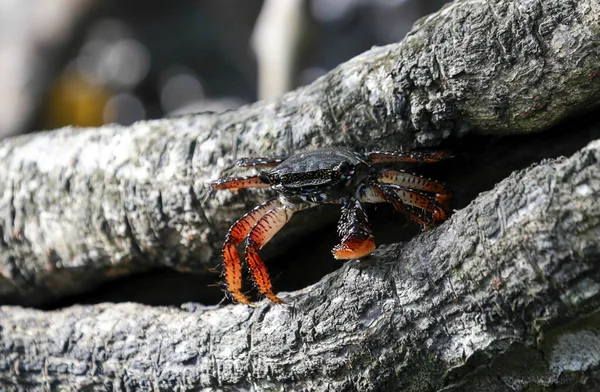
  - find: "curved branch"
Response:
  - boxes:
[1,0,599,305]
[1,138,599,390]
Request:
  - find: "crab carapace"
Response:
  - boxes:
[211,148,452,304]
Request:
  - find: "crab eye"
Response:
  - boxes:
[258,171,271,184]
[336,161,352,175]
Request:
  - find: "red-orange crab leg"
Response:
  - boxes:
[378,169,452,211]
[360,184,436,229]
[332,199,376,260]
[211,175,271,191]
[236,157,286,168]
[222,198,282,304]
[245,203,310,304]
[382,183,447,224]
[366,150,451,164]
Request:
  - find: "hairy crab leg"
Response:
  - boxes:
[366,150,451,164]
[245,203,310,304]
[236,156,286,168]
[332,199,376,260]
[360,184,437,229]
[381,184,447,222]
[222,198,282,304]
[211,175,270,191]
[377,169,452,211]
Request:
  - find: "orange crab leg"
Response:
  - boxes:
[366,150,451,164]
[360,184,438,229]
[378,169,452,211]
[382,184,447,223]
[332,199,375,260]
[222,198,282,304]
[236,157,286,168]
[211,175,270,191]
[245,204,308,304]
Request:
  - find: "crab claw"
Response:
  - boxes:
[332,199,376,260]
[332,234,376,259]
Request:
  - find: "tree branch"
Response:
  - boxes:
[1,138,599,390]
[0,0,599,306]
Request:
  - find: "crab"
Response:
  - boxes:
[211,147,452,304]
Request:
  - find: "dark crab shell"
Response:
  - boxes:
[263,148,370,203]
[270,148,367,174]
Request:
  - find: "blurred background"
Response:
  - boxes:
[0,0,451,140]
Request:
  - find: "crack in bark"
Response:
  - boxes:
[122,198,142,257]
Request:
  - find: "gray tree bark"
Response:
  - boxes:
[1,139,599,391]
[1,0,599,306]
[1,0,600,390]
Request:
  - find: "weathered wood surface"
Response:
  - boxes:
[1,138,599,391]
[1,0,599,306]
[1,0,600,389]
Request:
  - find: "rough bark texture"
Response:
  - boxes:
[1,138,599,391]
[1,0,599,306]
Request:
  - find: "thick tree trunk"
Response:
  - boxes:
[1,139,599,391]
[1,0,599,306]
